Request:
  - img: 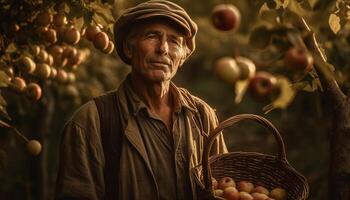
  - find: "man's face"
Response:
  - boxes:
[125,20,187,83]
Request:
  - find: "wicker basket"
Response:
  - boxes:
[193,114,309,200]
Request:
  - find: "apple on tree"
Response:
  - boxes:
[236,56,256,80]
[248,72,277,100]
[283,47,313,72]
[212,4,241,32]
[214,56,241,85]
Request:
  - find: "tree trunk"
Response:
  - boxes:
[302,28,350,199]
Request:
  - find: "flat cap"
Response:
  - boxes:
[114,0,198,65]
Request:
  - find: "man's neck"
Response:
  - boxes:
[130,74,172,112]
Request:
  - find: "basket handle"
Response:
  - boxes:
[202,114,287,190]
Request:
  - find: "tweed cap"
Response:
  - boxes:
[114,0,198,65]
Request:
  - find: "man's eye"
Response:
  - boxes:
[146,33,157,38]
[170,39,181,46]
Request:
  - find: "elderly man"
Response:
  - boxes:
[55,0,227,200]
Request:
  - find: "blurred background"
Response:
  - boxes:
[1,0,349,199]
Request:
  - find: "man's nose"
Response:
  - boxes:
[157,38,169,55]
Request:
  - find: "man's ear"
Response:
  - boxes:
[123,41,132,59]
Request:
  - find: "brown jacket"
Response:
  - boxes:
[55,80,227,200]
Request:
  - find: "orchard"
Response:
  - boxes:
[1,0,350,199]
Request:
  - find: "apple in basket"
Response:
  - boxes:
[218,177,236,189]
[237,181,254,193]
[252,186,269,196]
[213,189,224,197]
[269,187,287,200]
[251,192,269,200]
[239,191,253,200]
[223,186,239,200]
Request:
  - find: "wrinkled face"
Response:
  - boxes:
[124,19,187,83]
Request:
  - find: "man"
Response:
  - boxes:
[55,0,227,199]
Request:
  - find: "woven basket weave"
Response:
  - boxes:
[193,114,309,200]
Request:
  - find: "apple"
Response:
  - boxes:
[63,46,78,58]
[30,45,41,56]
[26,140,42,156]
[103,41,115,54]
[213,189,224,197]
[223,186,240,200]
[237,181,254,193]
[93,32,109,50]
[64,27,81,44]
[85,25,101,41]
[43,28,57,44]
[212,177,218,190]
[252,186,269,196]
[35,10,52,26]
[284,47,313,72]
[218,177,236,189]
[50,67,57,79]
[236,56,256,80]
[10,77,26,92]
[53,13,67,27]
[45,54,54,66]
[248,72,277,100]
[67,72,76,83]
[251,192,269,200]
[25,83,42,100]
[214,56,241,84]
[56,69,68,83]
[37,48,49,63]
[212,4,241,31]
[33,63,51,79]
[48,45,63,57]
[18,56,36,73]
[239,191,254,200]
[269,188,287,200]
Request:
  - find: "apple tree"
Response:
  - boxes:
[0,0,128,199]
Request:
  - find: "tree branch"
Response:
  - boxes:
[299,17,346,107]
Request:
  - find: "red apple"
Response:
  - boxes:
[85,25,101,41]
[212,4,241,31]
[10,77,26,92]
[53,13,67,27]
[248,72,277,100]
[284,47,313,72]
[223,186,240,200]
[17,56,36,73]
[218,177,236,189]
[214,56,240,84]
[93,32,109,50]
[43,28,57,44]
[236,56,256,80]
[35,10,52,26]
[64,27,81,44]
[25,83,42,100]
[237,181,254,193]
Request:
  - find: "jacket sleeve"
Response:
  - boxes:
[55,103,105,200]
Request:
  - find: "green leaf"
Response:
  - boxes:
[5,43,17,54]
[329,13,341,34]
[234,79,250,104]
[263,77,296,113]
[0,93,7,106]
[249,26,272,49]
[93,13,108,28]
[89,2,115,23]
[260,9,279,24]
[74,17,85,31]
[0,71,10,87]
[0,106,11,121]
